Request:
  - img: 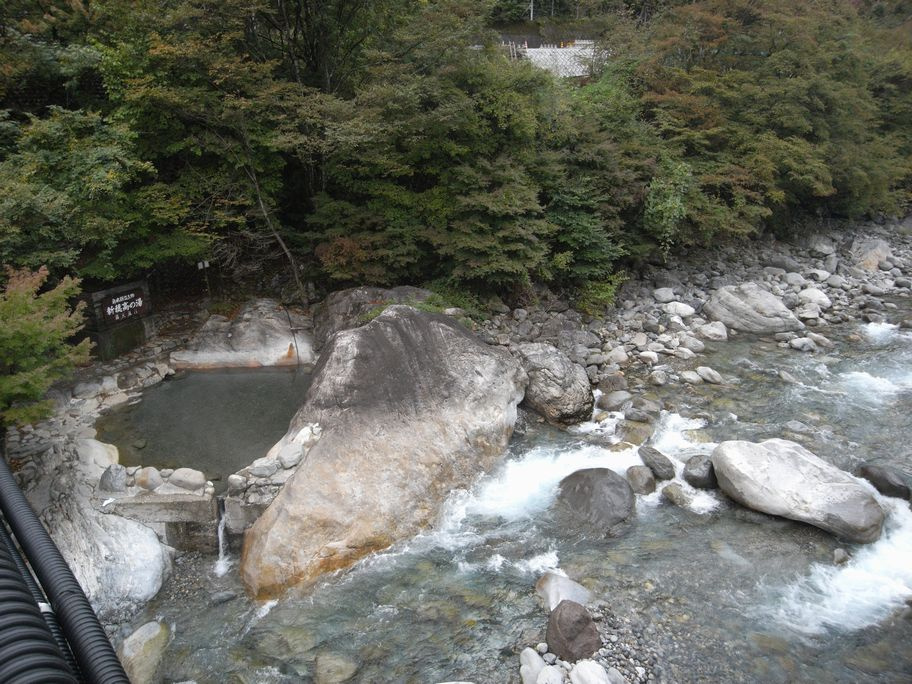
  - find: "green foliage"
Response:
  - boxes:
[0,107,161,279]
[0,0,909,305]
[574,271,626,316]
[0,267,91,427]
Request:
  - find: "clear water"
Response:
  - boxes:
[128,306,912,683]
[96,369,311,493]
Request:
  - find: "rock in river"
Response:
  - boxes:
[240,306,527,598]
[516,343,593,426]
[546,600,601,663]
[703,282,803,334]
[856,463,911,500]
[556,468,635,532]
[711,439,884,543]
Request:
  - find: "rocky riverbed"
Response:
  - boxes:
[4,217,912,682]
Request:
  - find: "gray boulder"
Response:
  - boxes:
[99,464,127,492]
[312,286,432,349]
[241,306,527,597]
[638,445,676,480]
[712,439,885,543]
[171,299,315,369]
[516,343,594,426]
[661,483,693,508]
[703,283,803,334]
[557,468,635,530]
[597,390,632,412]
[856,463,910,500]
[118,621,170,684]
[546,600,601,663]
[626,465,656,494]
[683,454,717,489]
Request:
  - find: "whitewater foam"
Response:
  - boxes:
[769,497,912,635]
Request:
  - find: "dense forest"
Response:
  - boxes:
[2,0,910,295]
[1,0,911,421]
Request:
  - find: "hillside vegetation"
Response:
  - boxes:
[1,0,910,298]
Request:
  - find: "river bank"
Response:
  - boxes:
[4,217,912,682]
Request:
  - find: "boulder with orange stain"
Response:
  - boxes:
[240,306,527,598]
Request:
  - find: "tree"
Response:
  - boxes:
[0,107,161,280]
[0,267,90,427]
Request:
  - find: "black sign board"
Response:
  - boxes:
[88,281,152,330]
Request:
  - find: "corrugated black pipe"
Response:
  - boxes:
[0,453,129,683]
[0,520,80,678]
[0,517,79,683]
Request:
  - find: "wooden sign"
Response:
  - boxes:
[90,281,152,329]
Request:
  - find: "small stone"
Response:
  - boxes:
[833,548,849,565]
[597,390,632,412]
[698,321,728,341]
[653,288,676,303]
[210,590,237,605]
[135,467,163,491]
[536,666,563,684]
[638,446,675,480]
[789,337,817,352]
[536,572,592,611]
[521,647,546,684]
[661,483,692,508]
[683,454,717,489]
[542,653,557,665]
[626,466,656,495]
[680,370,703,385]
[536,643,549,655]
[647,370,668,386]
[314,652,359,683]
[856,463,911,500]
[663,302,695,318]
[99,464,128,492]
[606,668,628,684]
[168,467,207,491]
[118,621,170,684]
[679,335,705,353]
[278,443,305,469]
[674,347,696,360]
[696,366,723,384]
[227,474,247,493]
[570,660,612,684]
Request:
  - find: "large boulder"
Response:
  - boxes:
[240,306,527,597]
[703,283,803,334]
[171,299,315,369]
[711,439,885,543]
[546,600,601,663]
[515,343,593,426]
[312,286,432,349]
[31,439,173,622]
[556,468,635,531]
[44,491,172,622]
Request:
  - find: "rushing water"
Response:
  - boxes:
[96,369,311,493]
[123,306,912,683]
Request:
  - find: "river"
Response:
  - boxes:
[108,309,912,683]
